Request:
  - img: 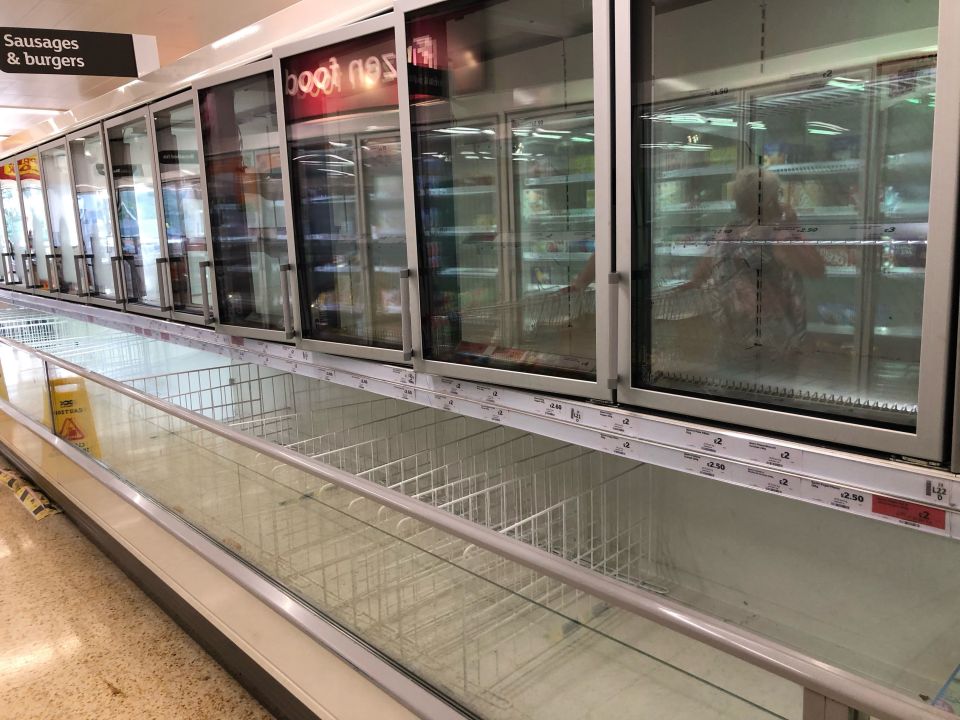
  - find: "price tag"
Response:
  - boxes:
[683,427,727,455]
[349,373,371,392]
[481,404,506,424]
[598,410,642,436]
[682,452,730,480]
[925,479,949,504]
[322,369,336,383]
[532,395,567,419]
[390,367,416,385]
[742,467,801,497]
[600,433,642,460]
[400,386,417,403]
[806,481,871,516]
[871,496,947,532]
[743,440,801,470]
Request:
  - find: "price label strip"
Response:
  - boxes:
[871,496,947,533]
[742,467,802,497]
[806,481,872,517]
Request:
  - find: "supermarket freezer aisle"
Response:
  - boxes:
[0,462,274,720]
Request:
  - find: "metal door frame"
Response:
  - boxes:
[614,0,960,461]
[37,136,81,301]
[103,106,171,319]
[65,122,121,309]
[193,58,299,343]
[273,12,410,364]
[395,0,615,401]
[149,90,207,325]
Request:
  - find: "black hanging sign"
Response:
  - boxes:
[0,27,158,77]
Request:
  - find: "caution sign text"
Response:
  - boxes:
[49,378,101,458]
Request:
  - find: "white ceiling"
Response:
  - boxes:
[0,0,306,139]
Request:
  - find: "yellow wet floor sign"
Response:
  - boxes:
[48,377,101,458]
[0,468,61,520]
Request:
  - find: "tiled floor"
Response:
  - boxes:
[0,469,274,720]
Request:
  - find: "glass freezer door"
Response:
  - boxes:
[631,0,945,439]
[199,68,288,335]
[68,128,119,301]
[152,98,207,319]
[39,143,80,296]
[280,25,406,355]
[106,114,165,311]
[406,0,600,384]
[0,161,24,285]
[17,154,53,291]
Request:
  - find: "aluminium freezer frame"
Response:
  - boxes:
[614,0,960,462]
[103,106,173,320]
[64,122,124,310]
[193,58,301,343]
[148,90,208,326]
[394,0,616,402]
[0,153,23,289]
[273,13,414,365]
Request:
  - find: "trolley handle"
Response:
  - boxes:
[400,268,413,361]
[156,257,173,313]
[199,260,214,325]
[279,263,295,340]
[45,254,60,293]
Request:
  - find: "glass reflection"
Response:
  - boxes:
[69,130,118,299]
[154,100,206,315]
[17,155,52,289]
[633,0,939,428]
[0,162,23,285]
[40,145,79,294]
[199,70,287,332]
[408,0,598,381]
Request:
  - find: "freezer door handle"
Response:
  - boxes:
[156,257,173,313]
[199,260,214,325]
[400,268,413,361]
[110,254,125,304]
[45,254,60,292]
[0,253,16,285]
[279,263,295,340]
[606,272,619,390]
[20,253,37,289]
[73,255,88,296]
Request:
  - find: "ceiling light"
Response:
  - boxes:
[211,24,261,50]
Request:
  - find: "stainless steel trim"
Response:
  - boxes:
[199,260,214,324]
[191,57,274,92]
[0,330,947,720]
[273,10,395,61]
[0,397,467,720]
[607,272,619,390]
[280,263,295,340]
[73,255,88,297]
[400,268,413,361]
[34,140,59,297]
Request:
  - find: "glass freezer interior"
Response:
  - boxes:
[68,128,118,300]
[0,161,24,285]
[632,0,941,429]
[407,0,599,381]
[107,114,165,309]
[16,154,53,290]
[282,28,406,351]
[153,99,208,316]
[39,143,80,295]
[199,69,288,332]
